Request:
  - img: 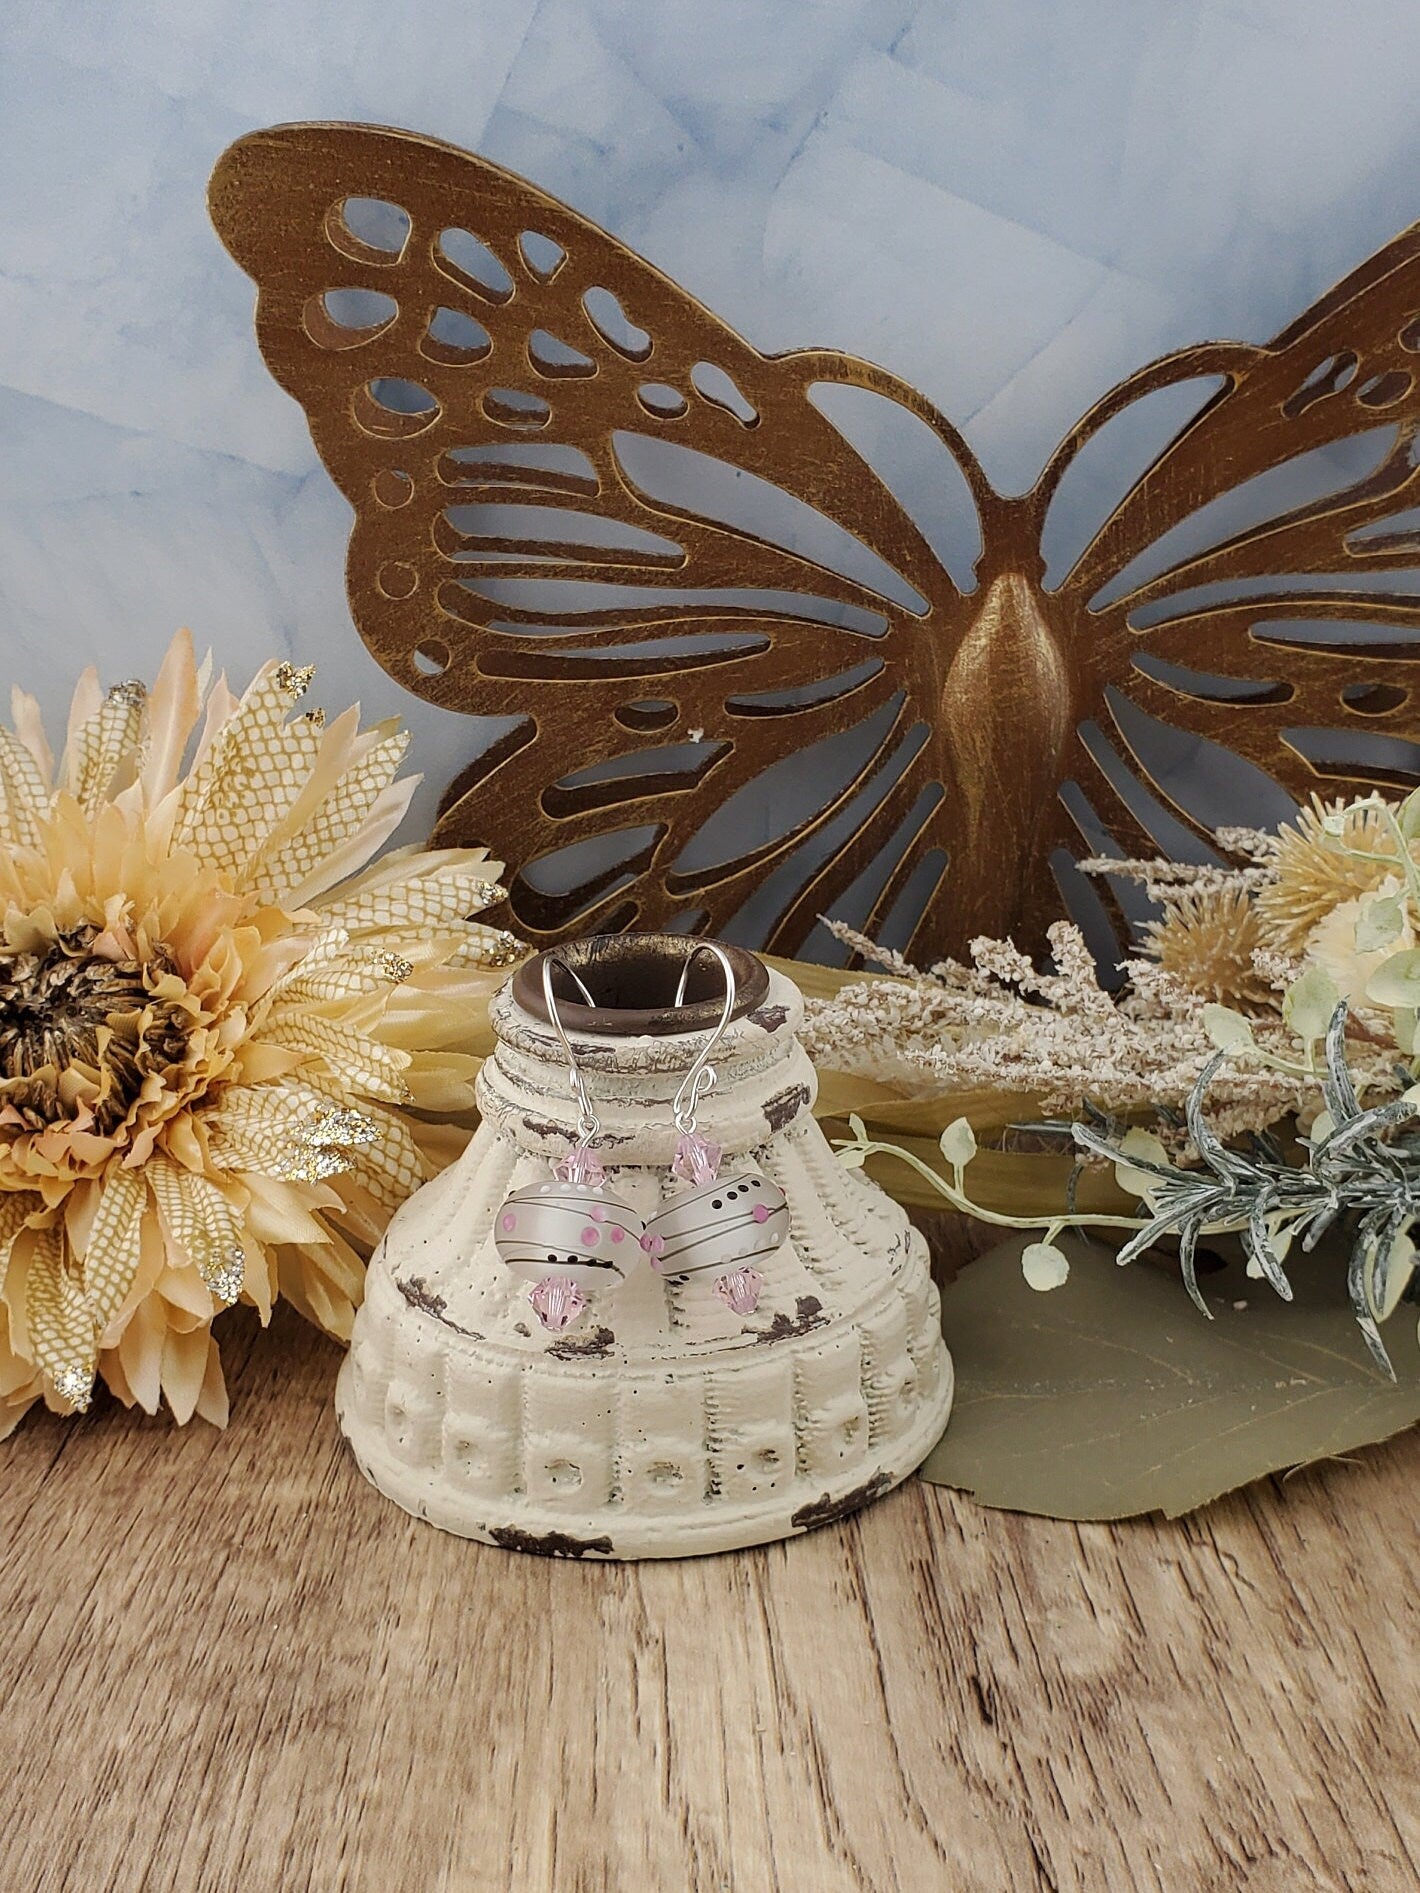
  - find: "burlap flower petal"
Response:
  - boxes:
[0,727,47,847]
[76,1164,149,1335]
[146,1155,245,1303]
[170,661,324,877]
[259,1014,412,1103]
[315,851,503,933]
[22,1225,98,1409]
[63,686,148,814]
[247,725,409,906]
[336,1101,430,1212]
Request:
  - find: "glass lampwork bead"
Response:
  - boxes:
[640,1171,789,1280]
[494,1177,645,1295]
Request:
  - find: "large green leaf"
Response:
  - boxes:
[921,1235,1420,1519]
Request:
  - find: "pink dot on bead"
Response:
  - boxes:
[641,1233,665,1257]
[588,1203,605,1222]
[609,1226,625,1244]
[581,1225,600,1246]
[501,1212,517,1232]
[752,1204,771,1224]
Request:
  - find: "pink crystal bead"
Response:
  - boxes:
[554,1145,606,1188]
[671,1130,723,1185]
[713,1267,764,1315]
[529,1275,588,1330]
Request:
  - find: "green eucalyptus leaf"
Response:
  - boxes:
[1202,1004,1254,1051]
[1398,786,1420,841]
[939,1117,977,1169]
[1021,1241,1070,1290]
[921,1235,1420,1519]
[1283,964,1340,1042]
[1113,1127,1171,1202]
[1366,949,1420,1010]
[1355,894,1405,953]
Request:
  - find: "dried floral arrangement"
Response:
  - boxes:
[816,789,1420,1373]
[0,632,519,1437]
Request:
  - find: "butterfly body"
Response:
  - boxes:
[210,123,1420,963]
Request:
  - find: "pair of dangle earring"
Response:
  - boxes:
[638,943,790,1315]
[494,944,790,1331]
[493,955,645,1330]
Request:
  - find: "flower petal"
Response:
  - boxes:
[170,659,325,877]
[12,686,55,784]
[161,1322,214,1425]
[75,1164,148,1333]
[0,726,49,845]
[258,1014,412,1103]
[246,724,410,906]
[23,1225,97,1408]
[146,1155,245,1303]
[315,850,504,933]
[63,687,148,813]
[0,1193,40,1295]
[137,628,204,807]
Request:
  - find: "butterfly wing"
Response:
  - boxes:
[209,123,992,958]
[1033,227,1420,933]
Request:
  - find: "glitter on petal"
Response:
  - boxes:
[275,661,316,701]
[207,1246,246,1306]
[268,1106,384,1182]
[366,949,414,983]
[51,1363,96,1412]
[475,929,525,967]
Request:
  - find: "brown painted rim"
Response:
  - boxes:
[512,934,771,1037]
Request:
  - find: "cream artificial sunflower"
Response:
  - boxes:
[0,631,520,1436]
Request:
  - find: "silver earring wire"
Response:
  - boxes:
[671,942,736,1135]
[541,954,600,1144]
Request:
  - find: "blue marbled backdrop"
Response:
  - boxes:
[0,0,1417,842]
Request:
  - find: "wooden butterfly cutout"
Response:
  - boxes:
[209,122,1420,964]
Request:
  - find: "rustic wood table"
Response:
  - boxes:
[3,1303,1415,1893]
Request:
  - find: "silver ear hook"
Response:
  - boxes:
[541,953,600,1144]
[671,942,736,1135]
[547,957,596,1008]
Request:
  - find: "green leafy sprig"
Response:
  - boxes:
[1074,1006,1418,1375]
[836,1003,1420,1377]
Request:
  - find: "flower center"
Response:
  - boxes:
[0,925,191,1132]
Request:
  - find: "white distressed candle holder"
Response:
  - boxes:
[335,939,953,1558]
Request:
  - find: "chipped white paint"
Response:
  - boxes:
[336,963,952,1558]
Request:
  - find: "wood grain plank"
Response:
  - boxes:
[0,1305,1414,1893]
